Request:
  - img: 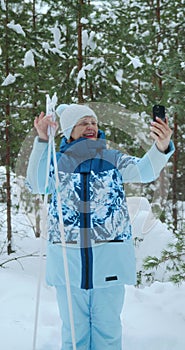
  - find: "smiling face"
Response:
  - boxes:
[70,116,98,141]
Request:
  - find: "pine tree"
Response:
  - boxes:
[143,228,185,284]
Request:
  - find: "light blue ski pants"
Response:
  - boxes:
[56,284,125,350]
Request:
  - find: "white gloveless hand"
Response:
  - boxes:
[150,117,173,152]
[34,112,58,140]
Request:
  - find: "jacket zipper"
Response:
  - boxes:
[81,173,93,290]
[84,174,88,290]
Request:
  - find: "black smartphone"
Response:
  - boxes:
[153,105,166,122]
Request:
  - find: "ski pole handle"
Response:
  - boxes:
[47,112,56,137]
[46,94,57,137]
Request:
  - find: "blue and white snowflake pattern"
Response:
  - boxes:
[90,169,132,241]
[47,169,132,243]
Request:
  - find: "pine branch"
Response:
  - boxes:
[0,252,44,269]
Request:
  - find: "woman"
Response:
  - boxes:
[26,104,174,349]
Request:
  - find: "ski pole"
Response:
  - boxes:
[32,135,52,350]
[51,136,77,350]
[32,94,56,350]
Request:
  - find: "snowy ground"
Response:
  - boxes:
[1,247,185,350]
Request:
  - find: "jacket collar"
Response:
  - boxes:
[59,129,106,157]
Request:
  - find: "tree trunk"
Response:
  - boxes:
[32,0,41,237]
[4,0,13,254]
[172,112,178,231]
[171,8,180,232]
[32,0,38,107]
[77,0,84,103]
[5,105,13,255]
[35,197,41,238]
[156,0,163,95]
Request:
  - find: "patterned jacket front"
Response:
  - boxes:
[26,130,174,289]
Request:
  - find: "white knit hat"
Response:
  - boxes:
[56,104,98,139]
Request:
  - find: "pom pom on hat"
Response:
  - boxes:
[55,104,68,117]
[56,104,98,139]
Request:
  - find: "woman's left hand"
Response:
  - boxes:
[150,117,173,152]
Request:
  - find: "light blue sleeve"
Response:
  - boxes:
[117,141,175,183]
[26,137,53,194]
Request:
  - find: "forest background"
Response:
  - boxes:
[0,0,184,284]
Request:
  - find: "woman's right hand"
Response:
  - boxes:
[34,111,58,140]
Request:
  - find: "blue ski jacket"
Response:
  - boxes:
[26,130,174,289]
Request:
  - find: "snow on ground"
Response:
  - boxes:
[1,225,185,350]
[123,283,185,350]
[0,251,185,350]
